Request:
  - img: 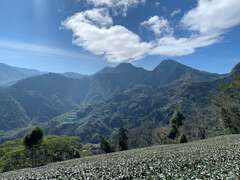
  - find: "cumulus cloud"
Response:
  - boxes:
[83,0,145,15]
[141,16,173,37]
[63,8,151,63]
[150,33,220,56]
[78,8,113,27]
[65,0,240,62]
[182,0,240,35]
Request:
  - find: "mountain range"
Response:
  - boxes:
[0,63,43,86]
[0,60,239,147]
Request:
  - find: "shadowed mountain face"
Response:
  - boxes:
[0,60,237,145]
[148,60,221,86]
[0,63,43,86]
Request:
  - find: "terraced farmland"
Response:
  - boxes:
[1,135,240,180]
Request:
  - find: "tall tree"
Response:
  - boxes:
[118,128,128,151]
[168,108,185,140]
[23,127,43,167]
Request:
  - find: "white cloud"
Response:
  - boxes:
[141,16,173,36]
[150,33,220,56]
[84,0,145,15]
[0,40,89,59]
[170,9,181,17]
[64,0,240,62]
[182,0,240,35]
[144,0,240,57]
[63,8,151,63]
[80,8,113,27]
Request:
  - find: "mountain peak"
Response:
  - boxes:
[160,59,179,65]
[231,62,240,76]
[153,60,188,73]
[98,63,139,74]
[155,60,185,70]
[115,63,135,70]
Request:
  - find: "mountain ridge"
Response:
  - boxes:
[0,63,44,86]
[0,60,239,146]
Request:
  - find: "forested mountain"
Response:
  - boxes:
[0,60,238,147]
[0,63,43,86]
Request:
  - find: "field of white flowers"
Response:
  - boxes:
[1,135,240,180]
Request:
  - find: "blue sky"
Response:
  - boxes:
[0,0,239,74]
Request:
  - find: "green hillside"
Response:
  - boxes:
[0,135,94,173]
[1,135,239,179]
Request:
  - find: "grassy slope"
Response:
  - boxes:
[1,135,240,179]
[0,136,95,173]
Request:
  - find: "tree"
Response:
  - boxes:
[168,125,179,140]
[171,108,185,128]
[216,77,240,134]
[198,127,206,140]
[168,108,185,140]
[179,134,188,143]
[118,128,128,151]
[100,137,113,153]
[23,127,43,167]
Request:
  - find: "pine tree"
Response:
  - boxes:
[168,108,185,140]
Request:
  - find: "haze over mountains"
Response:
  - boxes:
[0,63,43,86]
[0,60,239,146]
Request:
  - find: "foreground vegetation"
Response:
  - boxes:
[1,135,239,179]
[0,135,94,173]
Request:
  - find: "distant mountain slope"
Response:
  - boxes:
[45,62,234,146]
[45,79,224,144]
[8,73,90,123]
[147,60,221,86]
[62,72,87,79]
[0,63,43,86]
[84,63,150,103]
[0,60,233,145]
[0,89,29,131]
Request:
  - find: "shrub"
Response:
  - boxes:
[179,134,188,143]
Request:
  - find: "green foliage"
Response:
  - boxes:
[168,125,179,140]
[171,108,185,128]
[118,128,128,151]
[23,127,43,149]
[100,137,113,153]
[0,136,91,172]
[23,127,44,167]
[179,134,188,143]
[168,108,185,140]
